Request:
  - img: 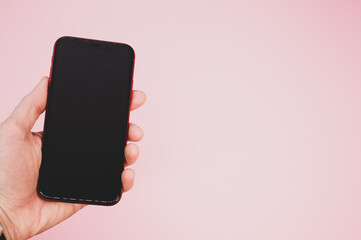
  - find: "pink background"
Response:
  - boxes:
[1,0,361,239]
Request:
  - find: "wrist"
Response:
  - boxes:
[0,206,14,240]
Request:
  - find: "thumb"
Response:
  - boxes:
[9,77,50,131]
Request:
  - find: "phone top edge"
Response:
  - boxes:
[53,36,135,60]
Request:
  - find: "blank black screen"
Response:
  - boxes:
[38,37,134,205]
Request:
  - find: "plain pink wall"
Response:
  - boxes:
[1,0,361,239]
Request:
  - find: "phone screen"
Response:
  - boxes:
[37,37,134,205]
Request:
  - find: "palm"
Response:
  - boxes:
[0,77,145,239]
[0,124,83,239]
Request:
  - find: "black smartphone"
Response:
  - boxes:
[37,36,135,206]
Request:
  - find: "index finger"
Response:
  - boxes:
[130,90,146,111]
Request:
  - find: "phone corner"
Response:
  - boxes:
[122,43,136,60]
[104,193,122,206]
[36,187,51,201]
[54,36,72,47]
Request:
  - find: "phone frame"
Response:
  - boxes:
[37,36,135,206]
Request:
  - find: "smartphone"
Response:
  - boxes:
[37,36,135,206]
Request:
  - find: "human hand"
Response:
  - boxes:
[0,77,146,240]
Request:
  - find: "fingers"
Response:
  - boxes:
[124,143,139,167]
[9,77,49,131]
[130,90,146,111]
[121,168,135,192]
[128,123,143,141]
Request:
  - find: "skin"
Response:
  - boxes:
[0,77,146,240]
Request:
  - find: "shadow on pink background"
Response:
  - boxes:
[1,0,361,239]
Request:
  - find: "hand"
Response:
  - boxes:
[0,77,146,240]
